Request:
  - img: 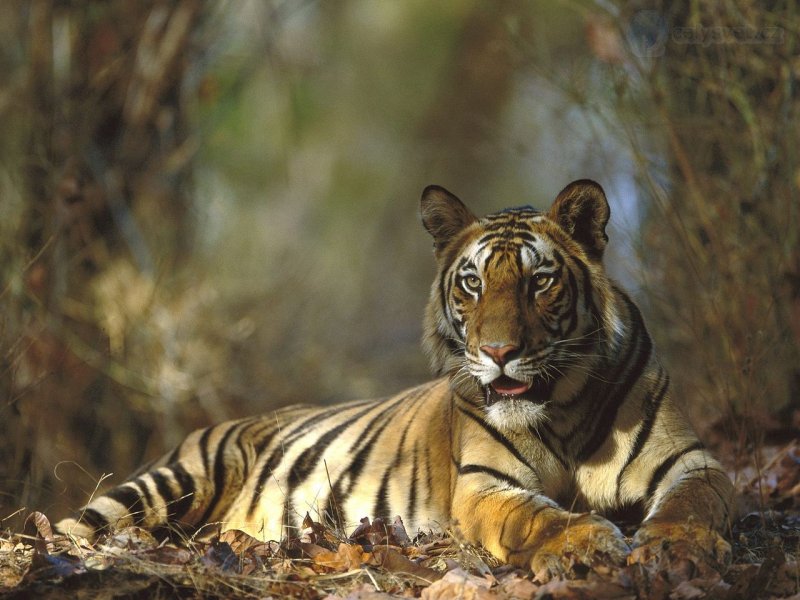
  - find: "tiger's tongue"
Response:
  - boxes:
[490,375,531,396]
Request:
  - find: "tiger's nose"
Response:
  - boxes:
[479,344,520,366]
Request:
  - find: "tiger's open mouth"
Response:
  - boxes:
[485,375,552,406]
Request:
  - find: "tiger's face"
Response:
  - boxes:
[421,180,623,430]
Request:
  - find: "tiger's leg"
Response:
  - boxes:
[632,449,734,566]
[451,471,630,578]
[55,418,263,540]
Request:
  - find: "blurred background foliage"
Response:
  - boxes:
[0,0,797,525]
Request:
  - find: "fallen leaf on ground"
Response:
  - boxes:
[371,546,442,582]
[216,528,280,570]
[307,542,366,572]
[421,568,494,600]
[23,512,55,554]
[201,539,240,572]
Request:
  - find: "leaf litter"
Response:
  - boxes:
[1,439,798,599]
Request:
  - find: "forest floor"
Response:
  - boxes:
[1,438,797,600]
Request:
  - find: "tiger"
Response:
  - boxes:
[56,179,733,575]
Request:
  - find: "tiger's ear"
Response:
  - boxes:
[420,185,477,253]
[548,179,610,261]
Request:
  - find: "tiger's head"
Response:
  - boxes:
[420,180,625,430]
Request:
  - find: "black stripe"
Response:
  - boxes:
[458,464,524,489]
[80,508,109,531]
[407,447,419,523]
[335,417,395,501]
[169,462,197,522]
[445,337,465,356]
[150,470,176,507]
[321,477,346,530]
[196,422,241,525]
[540,422,568,456]
[373,470,392,520]
[442,272,453,323]
[347,398,402,456]
[288,416,367,488]
[284,400,374,447]
[132,476,156,513]
[571,255,594,313]
[371,403,420,520]
[424,445,433,505]
[251,396,406,518]
[457,406,538,474]
[561,268,579,337]
[343,389,425,473]
[239,421,283,474]
[552,249,565,268]
[576,296,652,461]
[616,371,670,497]
[484,242,511,269]
[198,427,214,477]
[477,229,536,244]
[646,441,705,498]
[105,486,146,524]
[246,403,376,514]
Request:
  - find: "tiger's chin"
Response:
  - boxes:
[485,398,550,431]
[483,376,553,431]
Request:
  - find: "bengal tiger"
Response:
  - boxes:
[56,180,733,575]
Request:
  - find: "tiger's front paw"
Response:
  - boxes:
[529,513,630,581]
[630,520,731,570]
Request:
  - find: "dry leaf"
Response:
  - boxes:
[421,568,494,600]
[333,583,402,599]
[371,546,442,582]
[201,539,240,572]
[392,515,412,546]
[300,511,330,545]
[218,528,276,556]
[300,541,332,559]
[349,516,373,541]
[497,573,538,598]
[309,542,365,572]
[23,512,54,554]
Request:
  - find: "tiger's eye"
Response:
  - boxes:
[461,275,482,294]
[531,273,554,292]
